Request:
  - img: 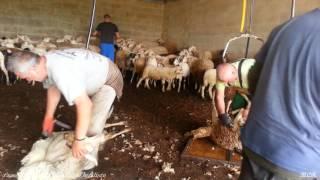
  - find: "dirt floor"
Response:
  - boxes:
[0,77,241,180]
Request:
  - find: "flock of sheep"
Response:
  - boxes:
[114,38,222,99]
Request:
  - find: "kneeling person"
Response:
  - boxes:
[215,58,258,127]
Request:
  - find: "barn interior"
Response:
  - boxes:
[0,0,319,179]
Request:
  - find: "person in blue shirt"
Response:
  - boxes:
[93,14,120,62]
[239,9,320,179]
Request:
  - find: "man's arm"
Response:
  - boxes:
[92,23,101,37]
[72,93,92,159]
[215,88,232,127]
[92,30,99,37]
[215,89,226,115]
[114,24,120,40]
[74,93,92,140]
[42,86,61,135]
[44,86,61,118]
[115,32,120,39]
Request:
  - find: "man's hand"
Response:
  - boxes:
[218,113,233,128]
[72,140,86,159]
[42,117,54,136]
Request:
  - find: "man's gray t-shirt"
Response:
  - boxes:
[43,48,110,105]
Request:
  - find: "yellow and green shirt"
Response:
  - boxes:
[216,58,256,92]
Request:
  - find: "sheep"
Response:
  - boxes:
[17,35,35,43]
[157,39,178,54]
[130,56,146,83]
[42,37,52,43]
[139,40,159,49]
[115,50,128,76]
[189,51,214,91]
[0,50,10,85]
[131,43,144,54]
[88,45,100,53]
[1,38,16,48]
[32,47,47,56]
[145,53,158,67]
[155,54,177,67]
[36,41,57,51]
[200,68,217,99]
[129,50,157,84]
[21,41,35,50]
[172,48,203,92]
[56,35,74,44]
[188,46,200,58]
[149,46,168,55]
[75,36,86,43]
[136,65,183,92]
[18,121,131,180]
[185,92,251,151]
[63,35,73,41]
[176,62,190,93]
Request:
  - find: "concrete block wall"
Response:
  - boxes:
[0,0,319,54]
[163,0,320,57]
[0,0,164,41]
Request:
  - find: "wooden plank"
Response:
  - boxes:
[181,138,242,165]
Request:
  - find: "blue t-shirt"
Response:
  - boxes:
[241,8,320,176]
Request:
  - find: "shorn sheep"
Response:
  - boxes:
[18,121,130,180]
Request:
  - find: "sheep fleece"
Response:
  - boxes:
[17,131,98,180]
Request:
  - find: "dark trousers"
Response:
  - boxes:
[239,149,318,180]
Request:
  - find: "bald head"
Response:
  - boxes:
[216,63,238,83]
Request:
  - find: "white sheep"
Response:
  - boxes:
[190,54,214,91]
[21,42,34,50]
[149,46,168,55]
[36,41,57,50]
[130,55,146,83]
[42,37,52,43]
[1,38,16,48]
[32,47,47,56]
[155,54,177,67]
[201,68,217,99]
[136,65,183,92]
[18,121,130,180]
[0,50,10,85]
[176,62,190,93]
